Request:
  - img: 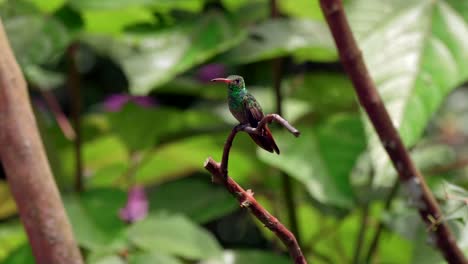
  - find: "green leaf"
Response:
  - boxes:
[24,65,65,89]
[0,223,26,262]
[278,0,324,21]
[258,114,366,208]
[4,15,69,66]
[221,18,336,64]
[134,134,257,185]
[82,8,156,35]
[345,1,468,187]
[108,104,223,151]
[200,250,290,264]
[84,11,246,94]
[24,0,65,13]
[287,72,357,117]
[128,213,222,259]
[0,244,34,264]
[129,252,182,264]
[149,178,238,223]
[108,104,161,151]
[435,182,468,224]
[63,189,128,251]
[0,182,17,219]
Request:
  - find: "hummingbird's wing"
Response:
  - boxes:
[242,93,264,127]
[242,94,280,154]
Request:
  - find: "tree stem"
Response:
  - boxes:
[0,19,83,264]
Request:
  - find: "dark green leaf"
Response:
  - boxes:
[149,178,238,223]
[128,213,222,259]
[4,15,69,66]
[63,189,127,250]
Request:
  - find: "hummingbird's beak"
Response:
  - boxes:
[210,78,232,84]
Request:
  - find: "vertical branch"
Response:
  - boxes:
[365,179,399,263]
[319,1,467,263]
[269,0,300,244]
[67,43,83,192]
[352,204,370,264]
[0,20,83,264]
[40,90,76,141]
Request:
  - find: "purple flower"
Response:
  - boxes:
[197,63,227,83]
[103,93,156,112]
[119,185,149,223]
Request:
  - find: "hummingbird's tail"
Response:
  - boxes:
[248,125,280,154]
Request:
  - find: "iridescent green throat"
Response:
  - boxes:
[228,84,246,110]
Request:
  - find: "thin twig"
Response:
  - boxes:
[40,90,76,140]
[0,20,83,264]
[67,43,83,192]
[425,156,468,175]
[352,204,370,264]
[205,114,305,264]
[319,1,467,263]
[365,179,399,263]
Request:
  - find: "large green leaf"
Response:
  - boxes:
[63,189,128,251]
[82,8,155,34]
[128,213,222,259]
[149,177,238,223]
[259,114,365,208]
[345,1,468,186]
[4,15,69,66]
[108,104,223,151]
[221,18,336,64]
[0,244,34,264]
[84,12,246,94]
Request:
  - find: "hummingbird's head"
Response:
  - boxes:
[211,75,245,91]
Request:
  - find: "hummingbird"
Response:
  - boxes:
[211,75,280,154]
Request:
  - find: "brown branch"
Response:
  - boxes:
[40,90,76,141]
[0,20,83,264]
[319,1,467,263]
[205,114,305,264]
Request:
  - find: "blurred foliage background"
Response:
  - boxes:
[0,0,467,263]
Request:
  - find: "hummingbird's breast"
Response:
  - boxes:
[228,91,248,124]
